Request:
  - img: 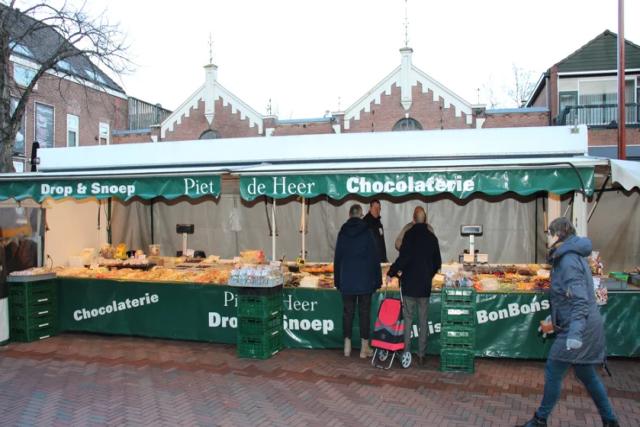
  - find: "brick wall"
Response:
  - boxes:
[588,128,640,146]
[272,121,334,136]
[112,132,153,144]
[345,83,471,132]
[11,71,127,160]
[482,112,550,128]
[163,99,261,141]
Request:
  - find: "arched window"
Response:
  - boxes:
[392,118,423,131]
[199,129,220,139]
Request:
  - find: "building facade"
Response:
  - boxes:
[5,5,168,172]
[116,46,546,145]
[527,30,640,159]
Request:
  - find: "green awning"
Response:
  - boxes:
[0,175,221,202]
[240,168,594,201]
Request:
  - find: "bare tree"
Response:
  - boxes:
[507,64,536,108]
[0,0,130,173]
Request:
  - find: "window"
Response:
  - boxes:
[558,91,578,112]
[13,63,37,88]
[13,160,25,173]
[57,60,74,74]
[67,114,79,147]
[99,122,110,145]
[392,118,423,131]
[10,98,25,155]
[35,103,54,148]
[199,129,220,139]
[10,41,33,58]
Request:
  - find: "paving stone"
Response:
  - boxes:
[0,333,638,426]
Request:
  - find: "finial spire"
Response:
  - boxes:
[208,33,214,64]
[403,0,409,48]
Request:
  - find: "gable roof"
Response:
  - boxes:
[343,64,472,128]
[526,30,640,107]
[556,30,640,73]
[3,4,125,94]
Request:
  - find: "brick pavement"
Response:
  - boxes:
[0,333,638,427]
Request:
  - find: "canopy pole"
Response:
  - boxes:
[150,198,155,244]
[300,197,306,262]
[547,193,561,246]
[572,191,588,237]
[271,198,277,262]
[588,174,610,223]
[107,198,112,245]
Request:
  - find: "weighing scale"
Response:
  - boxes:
[176,224,194,256]
[460,224,488,264]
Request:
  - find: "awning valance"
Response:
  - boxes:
[0,174,221,202]
[610,159,640,191]
[239,167,595,201]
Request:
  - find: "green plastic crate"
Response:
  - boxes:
[442,287,476,306]
[9,314,57,332]
[10,325,57,343]
[237,294,283,318]
[440,326,475,348]
[441,305,475,326]
[10,303,57,320]
[9,281,57,306]
[238,315,282,336]
[237,328,282,359]
[440,348,475,373]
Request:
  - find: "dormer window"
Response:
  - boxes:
[57,60,74,74]
[10,41,33,58]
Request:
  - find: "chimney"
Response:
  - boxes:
[204,63,218,125]
[399,47,413,111]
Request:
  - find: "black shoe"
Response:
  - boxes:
[515,414,547,427]
[602,420,620,427]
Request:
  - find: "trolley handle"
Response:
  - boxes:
[384,274,404,304]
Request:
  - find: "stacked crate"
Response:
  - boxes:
[236,285,283,359]
[439,287,476,373]
[8,275,58,342]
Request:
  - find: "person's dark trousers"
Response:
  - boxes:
[535,359,617,423]
[342,294,372,340]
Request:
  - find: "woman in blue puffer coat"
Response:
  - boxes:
[517,217,618,427]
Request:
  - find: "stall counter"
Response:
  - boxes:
[56,278,640,359]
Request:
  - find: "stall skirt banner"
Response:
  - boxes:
[0,175,221,202]
[58,280,640,358]
[239,168,595,201]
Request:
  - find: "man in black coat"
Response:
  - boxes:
[334,203,382,358]
[387,207,441,366]
[363,199,388,263]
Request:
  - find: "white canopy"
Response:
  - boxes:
[38,125,590,172]
[609,159,640,191]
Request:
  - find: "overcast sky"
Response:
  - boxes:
[85,0,639,117]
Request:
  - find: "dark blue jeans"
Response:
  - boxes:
[536,359,617,422]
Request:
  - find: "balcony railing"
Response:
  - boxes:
[557,103,640,127]
[128,97,172,130]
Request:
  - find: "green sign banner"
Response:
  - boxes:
[239,168,594,201]
[0,175,221,202]
[57,279,639,358]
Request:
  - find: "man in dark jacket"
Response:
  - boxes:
[517,217,618,427]
[387,207,441,366]
[363,199,387,262]
[334,203,382,358]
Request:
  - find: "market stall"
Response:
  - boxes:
[1,125,639,358]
